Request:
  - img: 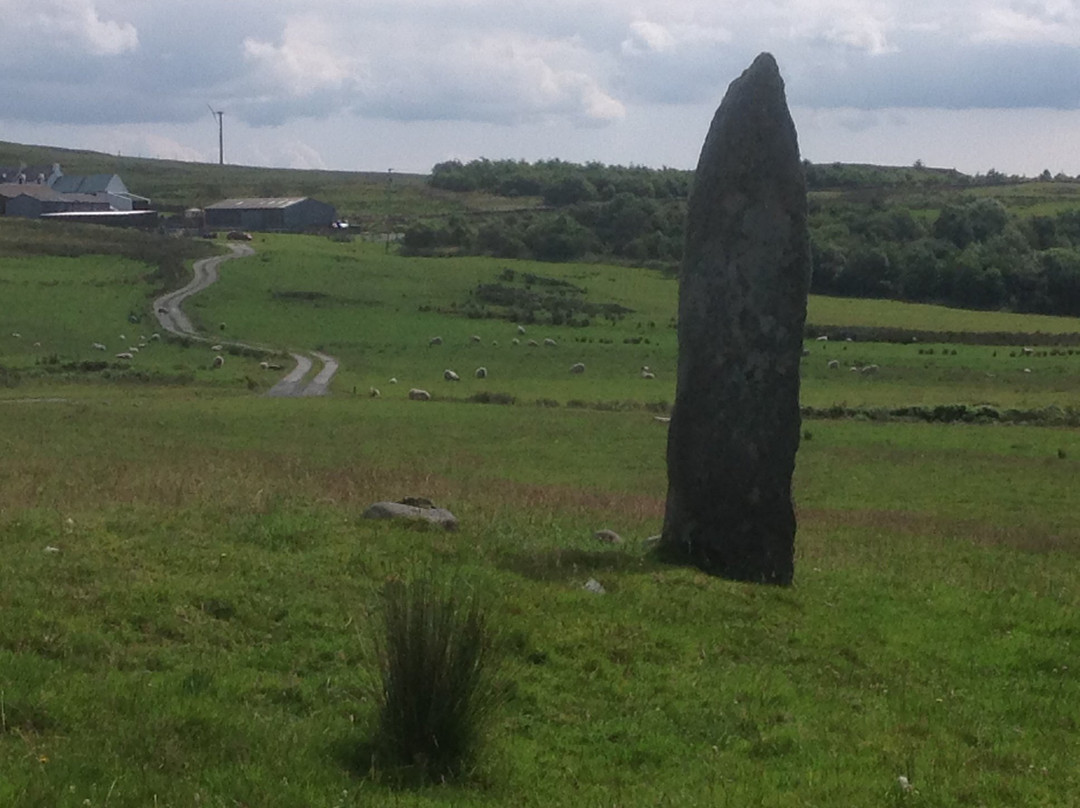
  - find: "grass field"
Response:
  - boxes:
[1,223,1079,806]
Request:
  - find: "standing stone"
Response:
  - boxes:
[660,53,810,585]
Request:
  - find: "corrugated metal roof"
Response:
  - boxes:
[205,197,310,210]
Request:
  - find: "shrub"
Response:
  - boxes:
[370,574,497,784]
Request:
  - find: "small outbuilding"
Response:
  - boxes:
[203,197,338,232]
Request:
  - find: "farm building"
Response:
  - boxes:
[203,197,337,232]
[0,184,110,218]
[51,174,151,211]
[0,163,152,221]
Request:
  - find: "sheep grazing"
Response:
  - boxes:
[444,369,461,381]
[527,339,539,347]
[92,342,107,351]
[266,362,283,370]
[816,335,828,341]
[388,377,398,384]
[827,359,839,369]
[408,388,432,401]
[429,336,443,346]
[570,362,586,374]
[10,332,20,338]
[212,355,225,368]
[149,333,160,341]
[641,369,656,379]
[33,341,41,347]
[115,352,133,360]
[259,361,269,370]
[470,334,481,343]
[369,387,381,398]
[210,344,223,351]
[511,338,520,346]
[517,325,526,334]
[860,364,879,375]
[1022,347,1034,356]
[492,340,499,347]
[475,366,488,379]
[128,346,140,353]
[543,337,557,347]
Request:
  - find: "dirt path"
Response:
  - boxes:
[153,244,338,397]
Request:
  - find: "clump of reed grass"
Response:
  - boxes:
[370,573,496,784]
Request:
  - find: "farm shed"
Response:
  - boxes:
[0,184,110,218]
[203,197,338,232]
[51,173,151,211]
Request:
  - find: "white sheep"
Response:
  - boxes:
[408,388,432,400]
[369,387,381,398]
[570,362,586,374]
[128,346,140,353]
[259,361,269,369]
[210,344,223,351]
[527,339,539,347]
[266,362,283,370]
[149,333,160,341]
[641,369,656,379]
[444,369,460,381]
[511,338,520,346]
[860,364,879,375]
[212,355,225,368]
[429,336,443,346]
[517,325,526,334]
[92,342,107,351]
[389,376,398,384]
[10,332,20,338]
[470,335,481,343]
[816,335,828,341]
[115,352,133,360]
[543,337,557,347]
[827,359,839,369]
[475,366,487,379]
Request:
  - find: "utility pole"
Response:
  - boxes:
[385,168,394,253]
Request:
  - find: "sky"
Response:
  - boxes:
[1,0,1079,177]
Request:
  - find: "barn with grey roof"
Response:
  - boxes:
[203,197,337,232]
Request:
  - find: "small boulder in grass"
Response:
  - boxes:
[363,500,458,531]
[594,529,623,545]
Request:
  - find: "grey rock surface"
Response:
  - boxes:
[362,501,459,531]
[661,53,810,585]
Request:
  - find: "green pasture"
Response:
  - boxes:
[1,394,1078,806]
[5,231,1080,409]
[1,225,1080,805]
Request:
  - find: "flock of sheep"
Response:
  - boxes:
[367,325,661,401]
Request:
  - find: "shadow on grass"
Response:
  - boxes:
[497,546,655,582]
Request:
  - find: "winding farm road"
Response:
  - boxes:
[153,243,339,397]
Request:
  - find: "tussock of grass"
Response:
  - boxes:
[369,573,497,784]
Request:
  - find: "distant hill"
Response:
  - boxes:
[0,139,434,224]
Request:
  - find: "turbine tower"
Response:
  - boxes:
[207,104,224,165]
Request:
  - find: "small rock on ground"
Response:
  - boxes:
[363,501,458,531]
[594,529,623,544]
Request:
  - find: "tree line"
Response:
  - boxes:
[405,158,1080,317]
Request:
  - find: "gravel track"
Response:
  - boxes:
[152,243,338,397]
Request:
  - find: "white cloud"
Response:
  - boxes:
[972,2,1080,46]
[243,17,358,96]
[7,0,139,56]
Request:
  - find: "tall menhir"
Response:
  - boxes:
[660,53,811,585]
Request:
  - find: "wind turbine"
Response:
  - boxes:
[207,104,224,165]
